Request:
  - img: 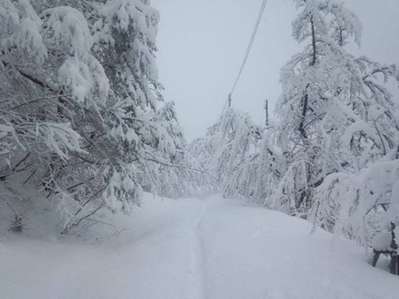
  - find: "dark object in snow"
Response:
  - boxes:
[9,215,23,233]
[390,253,399,275]
[372,222,399,275]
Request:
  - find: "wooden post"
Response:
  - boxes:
[265,99,269,128]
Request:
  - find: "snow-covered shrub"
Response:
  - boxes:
[312,158,399,246]
[9,215,23,233]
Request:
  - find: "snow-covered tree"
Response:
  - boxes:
[270,0,399,221]
[271,0,348,214]
[185,137,218,195]
[188,105,264,198]
[0,0,187,233]
[224,127,284,204]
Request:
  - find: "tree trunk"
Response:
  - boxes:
[310,15,317,66]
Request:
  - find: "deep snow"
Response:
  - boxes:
[1,194,398,299]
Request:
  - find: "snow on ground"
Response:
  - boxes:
[0,194,398,299]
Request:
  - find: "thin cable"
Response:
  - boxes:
[229,0,269,100]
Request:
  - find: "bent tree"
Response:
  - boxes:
[0,0,185,233]
[270,0,399,222]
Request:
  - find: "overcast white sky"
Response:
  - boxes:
[153,0,399,141]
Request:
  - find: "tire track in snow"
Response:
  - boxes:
[185,200,208,299]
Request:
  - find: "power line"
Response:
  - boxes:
[228,0,269,105]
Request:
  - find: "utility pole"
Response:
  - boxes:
[265,99,269,128]
[228,93,232,108]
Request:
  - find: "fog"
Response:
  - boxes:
[153,0,399,141]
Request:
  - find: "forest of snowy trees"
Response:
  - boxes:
[190,0,399,248]
[1,0,399,254]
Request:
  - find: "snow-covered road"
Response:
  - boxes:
[1,195,399,299]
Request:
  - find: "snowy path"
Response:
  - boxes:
[1,195,399,299]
